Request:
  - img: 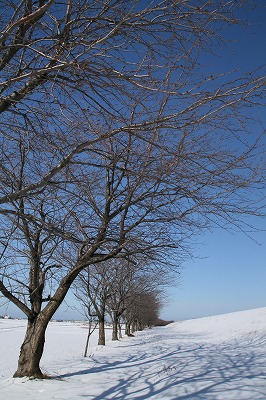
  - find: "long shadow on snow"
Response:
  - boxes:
[60,329,266,399]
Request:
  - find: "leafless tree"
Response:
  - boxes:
[74,264,112,346]
[1,0,265,205]
[0,1,265,378]
[75,259,169,342]
[124,290,162,335]
[1,121,265,377]
[77,261,126,344]
[106,261,135,341]
[72,276,99,357]
[105,260,170,341]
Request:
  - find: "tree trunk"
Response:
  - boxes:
[132,320,137,333]
[112,311,119,341]
[98,315,105,345]
[13,315,48,378]
[118,321,122,339]
[10,265,84,378]
[125,321,130,336]
[125,321,133,336]
[84,322,92,358]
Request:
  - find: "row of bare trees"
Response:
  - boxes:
[0,1,265,378]
[74,259,166,349]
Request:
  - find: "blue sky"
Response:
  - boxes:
[162,224,266,321]
[161,3,266,321]
[1,3,265,322]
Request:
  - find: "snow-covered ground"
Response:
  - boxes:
[0,307,266,399]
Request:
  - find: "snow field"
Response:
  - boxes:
[0,307,266,399]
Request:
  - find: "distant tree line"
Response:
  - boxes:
[74,259,171,349]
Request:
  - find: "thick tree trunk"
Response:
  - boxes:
[125,321,133,336]
[13,315,48,378]
[10,263,85,378]
[125,321,130,336]
[112,311,119,341]
[98,315,105,345]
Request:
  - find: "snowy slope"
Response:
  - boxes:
[0,307,266,399]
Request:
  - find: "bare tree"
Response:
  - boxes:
[1,120,265,377]
[0,1,265,378]
[76,262,124,344]
[106,261,134,341]
[74,264,112,346]
[1,0,265,205]
[105,260,170,341]
[124,290,162,335]
[72,274,99,357]
[75,259,169,342]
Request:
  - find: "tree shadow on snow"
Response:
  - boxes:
[58,329,266,399]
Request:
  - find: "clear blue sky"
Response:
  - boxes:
[162,224,266,321]
[162,2,266,321]
[1,3,265,322]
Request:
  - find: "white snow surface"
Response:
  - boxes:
[0,307,266,399]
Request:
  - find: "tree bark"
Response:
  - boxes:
[125,321,133,336]
[112,311,119,341]
[13,315,48,378]
[12,267,83,378]
[98,315,105,345]
[118,322,122,339]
